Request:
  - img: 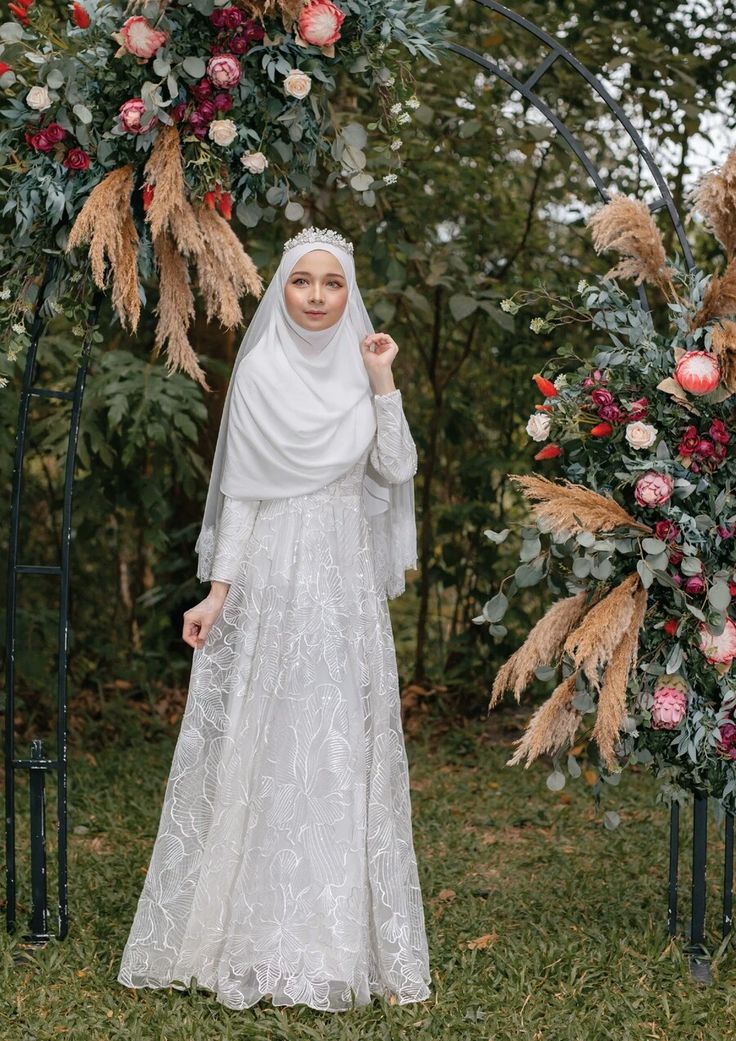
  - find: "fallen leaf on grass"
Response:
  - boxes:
[465,932,497,949]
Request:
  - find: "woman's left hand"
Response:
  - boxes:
[361,333,398,393]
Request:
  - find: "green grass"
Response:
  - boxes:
[2,709,734,1041]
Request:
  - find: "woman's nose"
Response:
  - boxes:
[309,284,324,302]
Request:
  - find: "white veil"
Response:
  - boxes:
[194,229,418,600]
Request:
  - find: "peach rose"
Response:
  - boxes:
[240,150,269,173]
[26,85,52,111]
[625,421,657,450]
[283,69,312,99]
[208,118,237,146]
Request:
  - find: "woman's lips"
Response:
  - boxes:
[305,310,326,316]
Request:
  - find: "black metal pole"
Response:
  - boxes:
[668,801,679,936]
[724,812,734,938]
[687,792,711,983]
[27,741,49,943]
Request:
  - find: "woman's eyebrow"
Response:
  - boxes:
[289,270,345,278]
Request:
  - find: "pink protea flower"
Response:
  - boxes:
[297,0,346,47]
[699,619,736,665]
[118,16,167,60]
[207,54,241,89]
[651,684,687,729]
[118,98,157,134]
[674,350,721,396]
[634,470,674,508]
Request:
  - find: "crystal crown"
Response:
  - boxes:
[282,227,354,255]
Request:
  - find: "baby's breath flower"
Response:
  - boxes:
[500,298,515,313]
[389,101,402,115]
[384,74,395,86]
[397,111,411,125]
[577,278,589,292]
[11,321,25,335]
[70,271,83,283]
[8,348,19,361]
[530,317,546,334]
[390,138,402,151]
[72,325,85,337]
[0,376,8,389]
[0,287,11,300]
[383,172,398,185]
[405,95,420,109]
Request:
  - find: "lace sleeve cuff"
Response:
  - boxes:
[208,496,261,584]
[369,388,418,484]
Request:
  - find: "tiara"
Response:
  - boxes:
[282,227,354,255]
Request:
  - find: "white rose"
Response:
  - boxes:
[208,119,237,146]
[283,69,312,99]
[240,150,269,174]
[26,85,52,111]
[526,412,551,442]
[625,421,657,450]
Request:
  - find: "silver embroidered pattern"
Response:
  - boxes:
[282,227,354,255]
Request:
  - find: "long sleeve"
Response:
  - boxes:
[368,388,418,484]
[209,496,261,584]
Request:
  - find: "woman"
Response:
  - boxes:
[117,227,431,1012]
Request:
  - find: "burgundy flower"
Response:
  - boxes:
[627,396,649,421]
[718,524,735,540]
[191,78,214,100]
[29,130,54,152]
[229,35,249,54]
[197,99,217,121]
[684,575,706,596]
[243,18,265,41]
[171,102,188,121]
[717,722,736,760]
[679,425,700,454]
[62,147,90,171]
[710,418,730,445]
[591,388,614,407]
[670,572,683,587]
[669,548,684,566]
[44,122,66,143]
[598,403,625,423]
[696,439,714,458]
[655,520,680,542]
[222,6,243,29]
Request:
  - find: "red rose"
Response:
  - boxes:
[591,388,614,407]
[678,425,700,454]
[710,419,730,445]
[44,122,66,143]
[30,131,54,152]
[598,403,625,423]
[63,147,90,171]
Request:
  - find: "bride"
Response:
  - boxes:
[116,227,432,1012]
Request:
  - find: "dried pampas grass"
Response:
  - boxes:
[235,0,305,27]
[509,473,651,538]
[691,260,736,331]
[152,232,203,387]
[586,195,679,302]
[591,585,647,769]
[711,319,736,392]
[563,572,640,689]
[65,164,141,333]
[688,147,736,262]
[192,203,263,327]
[488,591,590,709]
[506,672,582,767]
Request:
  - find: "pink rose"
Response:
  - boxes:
[118,98,157,134]
[634,471,674,508]
[699,618,736,666]
[651,685,687,730]
[207,54,241,89]
[297,0,346,47]
[119,16,168,60]
[684,575,705,596]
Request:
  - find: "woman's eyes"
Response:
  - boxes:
[292,278,343,288]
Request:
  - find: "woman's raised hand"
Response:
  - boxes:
[182,591,227,650]
[360,333,398,394]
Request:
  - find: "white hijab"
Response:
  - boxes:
[194,231,418,599]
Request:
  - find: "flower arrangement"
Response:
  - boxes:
[480,148,736,822]
[0,0,448,388]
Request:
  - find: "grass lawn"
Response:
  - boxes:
[1,706,732,1041]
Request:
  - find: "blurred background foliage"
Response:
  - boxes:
[2,0,736,753]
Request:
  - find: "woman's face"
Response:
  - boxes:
[284,249,348,331]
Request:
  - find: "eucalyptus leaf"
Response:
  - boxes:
[182,56,206,79]
[546,770,566,791]
[483,528,510,544]
[567,755,582,779]
[708,580,731,612]
[482,591,508,624]
[520,536,541,562]
[636,560,653,588]
[603,810,621,829]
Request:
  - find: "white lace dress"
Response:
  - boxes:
[117,389,432,1012]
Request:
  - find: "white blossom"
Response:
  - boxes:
[397,111,411,125]
[390,138,402,151]
[383,173,398,185]
[525,413,551,442]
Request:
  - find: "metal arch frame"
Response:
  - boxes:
[5,256,103,944]
[2,0,725,979]
[448,0,723,983]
